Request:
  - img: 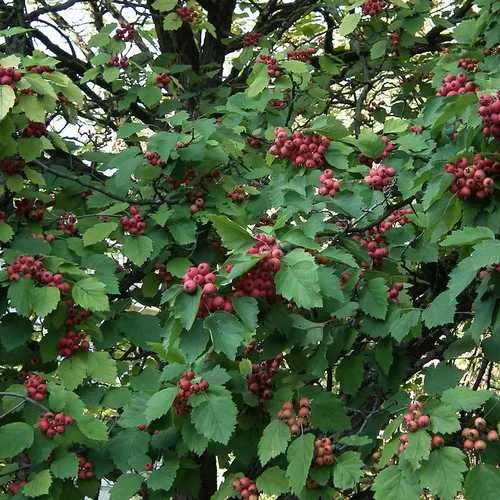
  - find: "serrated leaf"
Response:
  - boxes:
[420,447,467,500]
[0,422,34,459]
[0,313,33,350]
[163,11,183,30]
[247,62,270,98]
[372,464,420,500]
[440,226,494,247]
[441,387,491,411]
[233,296,259,331]
[359,278,388,320]
[145,387,178,423]
[72,277,109,311]
[358,130,384,158]
[339,13,361,36]
[58,355,87,390]
[320,247,357,267]
[310,393,351,432]
[424,364,462,394]
[464,464,500,500]
[286,433,315,494]
[8,279,35,317]
[153,0,177,11]
[110,473,142,500]
[117,122,146,138]
[82,222,118,246]
[0,84,16,121]
[428,403,461,434]
[174,287,202,330]
[422,291,456,328]
[258,420,290,465]
[86,351,117,384]
[76,415,108,441]
[50,453,78,479]
[148,459,179,491]
[336,355,364,394]
[204,311,249,360]
[256,467,289,496]
[275,249,322,309]
[370,40,387,60]
[31,286,60,317]
[191,395,237,444]
[389,310,421,341]
[23,470,52,498]
[207,215,253,251]
[399,429,431,470]
[0,221,14,242]
[123,235,153,266]
[181,420,209,455]
[333,451,364,490]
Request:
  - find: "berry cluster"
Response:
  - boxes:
[107,54,128,68]
[7,256,71,292]
[57,330,90,358]
[156,73,171,88]
[32,231,54,243]
[7,481,27,496]
[445,155,498,200]
[378,207,413,232]
[246,353,284,403]
[340,271,351,287]
[137,423,160,435]
[1,157,25,176]
[246,136,261,149]
[287,48,315,63]
[189,195,205,214]
[269,128,330,168]
[403,401,430,432]
[77,455,94,479]
[114,22,135,41]
[27,65,53,74]
[362,0,385,16]
[23,122,46,138]
[24,373,47,401]
[145,151,164,167]
[478,92,500,141]
[269,99,287,109]
[314,437,334,466]
[458,58,479,72]
[64,299,91,329]
[0,210,5,222]
[409,125,422,134]
[387,282,404,302]
[436,73,478,96]
[198,293,234,317]
[120,206,145,235]
[154,262,173,283]
[277,398,310,435]
[176,6,197,23]
[173,371,209,416]
[58,212,77,235]
[258,55,281,78]
[182,263,217,294]
[233,234,283,298]
[0,66,22,87]
[364,164,396,190]
[38,412,74,438]
[226,186,246,202]
[478,264,500,279]
[318,169,340,197]
[359,136,394,166]
[243,32,261,46]
[462,417,498,452]
[390,31,400,47]
[232,477,259,500]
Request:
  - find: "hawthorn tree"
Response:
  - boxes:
[0,0,499,499]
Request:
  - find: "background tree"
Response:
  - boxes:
[0,0,499,499]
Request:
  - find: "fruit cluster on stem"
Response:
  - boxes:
[226,186,246,202]
[436,73,478,96]
[145,151,164,167]
[269,99,286,109]
[23,373,47,401]
[458,58,479,72]
[27,65,53,74]
[232,477,259,500]
[233,234,282,298]
[364,164,396,190]
[58,212,77,235]
[287,48,315,63]
[156,73,171,89]
[15,198,45,221]
[57,330,90,358]
[137,423,160,435]
[318,168,340,197]
[478,263,500,279]
[258,55,281,78]
[247,353,284,403]
[0,66,22,87]
[182,263,217,294]
[445,155,498,199]
[390,31,400,47]
[269,128,330,168]
[277,398,310,435]
[387,282,404,302]
[77,454,94,479]
[114,22,135,41]
[478,92,500,140]
[462,417,498,452]
[314,436,334,466]
[23,122,46,138]
[38,412,74,438]
[362,0,385,16]
[154,262,173,283]
[403,401,430,432]
[176,6,197,23]
[243,32,261,46]
[246,136,261,149]
[173,370,209,416]
[107,54,128,68]
[7,480,27,496]
[1,157,25,176]
[120,206,146,235]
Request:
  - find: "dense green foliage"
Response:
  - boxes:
[0,0,499,499]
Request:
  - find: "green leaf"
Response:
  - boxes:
[117,122,146,139]
[82,222,118,246]
[422,291,456,328]
[175,287,202,330]
[148,459,179,491]
[372,464,420,500]
[320,247,357,267]
[31,286,60,317]
[333,451,364,490]
[72,277,110,311]
[339,13,361,36]
[153,0,177,11]
[424,364,462,394]
[58,355,87,390]
[103,66,120,83]
[370,40,387,60]
[110,473,143,500]
[464,464,500,500]
[191,395,237,445]
[76,415,108,441]
[420,447,467,500]
[399,429,431,470]
[50,453,78,479]
[247,62,270,98]
[275,249,322,309]
[181,420,209,455]
[86,351,117,384]
[118,313,163,348]
[23,470,52,498]
[357,130,384,158]
[204,312,249,360]
[233,296,259,331]
[336,355,364,394]
[310,393,351,432]
[163,11,183,30]
[389,310,421,342]
[0,313,33,351]
[0,84,16,121]
[440,226,494,247]
[0,221,14,242]
[286,433,315,494]
[359,278,388,320]
[256,467,289,497]
[8,279,34,317]
[441,387,491,411]
[258,420,290,465]
[384,118,409,134]
[145,387,178,423]
[0,422,34,459]
[428,403,461,435]
[123,235,153,266]
[166,257,191,277]
[207,215,253,251]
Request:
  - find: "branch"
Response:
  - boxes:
[0,392,50,413]
[26,0,82,21]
